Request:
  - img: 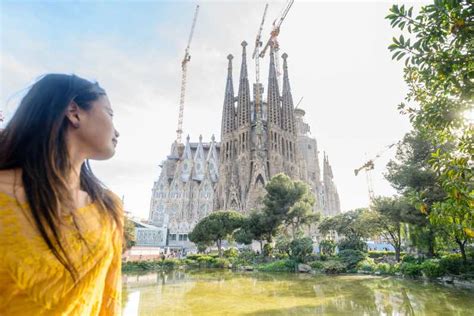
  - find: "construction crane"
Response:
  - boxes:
[175,5,200,144]
[294,96,303,109]
[252,3,269,122]
[259,0,294,87]
[354,142,399,202]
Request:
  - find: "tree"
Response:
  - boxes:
[263,173,319,240]
[123,216,136,252]
[387,1,473,250]
[371,196,411,262]
[319,239,336,256]
[234,211,273,252]
[189,210,244,257]
[385,131,445,256]
[318,209,376,252]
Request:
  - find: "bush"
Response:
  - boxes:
[308,261,324,270]
[439,254,464,275]
[236,249,258,265]
[338,249,367,269]
[338,239,367,252]
[321,260,346,274]
[368,251,405,259]
[401,254,420,264]
[263,243,274,257]
[257,259,296,272]
[223,248,239,258]
[375,263,392,274]
[357,258,376,273]
[289,237,313,262]
[162,259,181,269]
[420,259,446,278]
[213,258,231,268]
[319,239,336,256]
[400,262,422,278]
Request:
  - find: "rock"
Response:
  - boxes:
[298,264,312,273]
[228,263,233,269]
[243,266,254,271]
[374,271,381,275]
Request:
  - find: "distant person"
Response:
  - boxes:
[0,74,123,315]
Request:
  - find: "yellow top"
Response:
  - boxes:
[0,192,122,315]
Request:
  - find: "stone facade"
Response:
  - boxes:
[148,41,341,249]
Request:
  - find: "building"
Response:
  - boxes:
[148,41,341,250]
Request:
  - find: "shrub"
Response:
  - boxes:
[308,261,324,270]
[357,258,376,273]
[338,249,367,269]
[368,251,405,259]
[400,262,422,278]
[257,259,296,272]
[439,254,464,275]
[274,253,289,260]
[420,259,446,278]
[213,258,231,268]
[223,248,239,258]
[162,259,181,269]
[401,254,420,264]
[236,249,258,265]
[263,243,274,257]
[321,260,346,274]
[289,237,313,262]
[338,239,367,252]
[319,239,336,256]
[375,263,392,274]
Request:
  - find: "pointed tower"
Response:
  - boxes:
[180,135,193,182]
[193,135,205,181]
[281,53,296,135]
[221,54,236,137]
[267,45,281,127]
[237,41,251,127]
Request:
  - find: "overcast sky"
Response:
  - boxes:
[1,0,430,219]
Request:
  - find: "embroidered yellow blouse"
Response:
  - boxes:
[0,192,122,315]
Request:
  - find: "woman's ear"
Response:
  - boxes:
[65,100,81,128]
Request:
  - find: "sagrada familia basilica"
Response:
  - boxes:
[146,42,340,249]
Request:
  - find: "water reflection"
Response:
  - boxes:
[122,270,474,315]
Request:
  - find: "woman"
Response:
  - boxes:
[0,74,123,315]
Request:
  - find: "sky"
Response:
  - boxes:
[0,0,429,219]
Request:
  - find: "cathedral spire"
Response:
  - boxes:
[237,41,251,127]
[267,44,281,126]
[221,54,236,137]
[281,53,295,134]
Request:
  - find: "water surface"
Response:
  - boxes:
[122,270,474,315]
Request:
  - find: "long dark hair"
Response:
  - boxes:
[0,74,123,281]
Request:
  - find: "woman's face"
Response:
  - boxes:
[73,95,119,160]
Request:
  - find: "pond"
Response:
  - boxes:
[122,270,474,315]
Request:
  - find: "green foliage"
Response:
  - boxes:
[320,260,347,274]
[439,254,466,275]
[319,239,336,256]
[257,259,297,272]
[338,249,367,270]
[368,251,406,259]
[263,243,273,257]
[189,210,244,257]
[123,216,136,252]
[288,237,313,263]
[319,209,374,252]
[420,259,446,278]
[357,258,376,273]
[223,248,239,258]
[338,239,367,252]
[387,1,473,260]
[308,261,324,270]
[263,174,319,240]
[400,262,422,278]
